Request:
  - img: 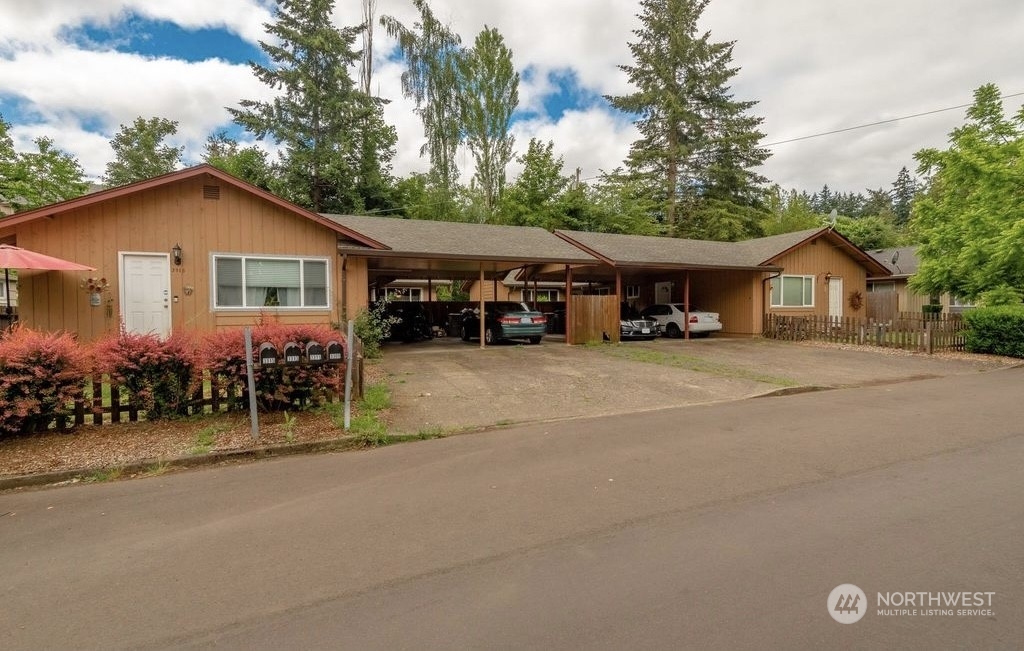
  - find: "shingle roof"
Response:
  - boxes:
[554,229,786,270]
[867,246,919,277]
[324,214,598,264]
[734,228,825,265]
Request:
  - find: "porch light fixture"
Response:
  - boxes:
[172,243,182,266]
[824,271,832,284]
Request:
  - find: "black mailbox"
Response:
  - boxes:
[326,340,344,364]
[282,341,302,365]
[258,342,279,366]
[306,340,325,364]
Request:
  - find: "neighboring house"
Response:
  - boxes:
[866,246,974,315]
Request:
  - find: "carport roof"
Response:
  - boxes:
[554,229,782,271]
[324,214,598,265]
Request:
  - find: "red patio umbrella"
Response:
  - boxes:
[0,244,96,315]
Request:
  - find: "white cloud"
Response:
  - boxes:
[2,0,1024,193]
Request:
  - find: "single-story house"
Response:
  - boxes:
[0,164,890,342]
[0,165,599,343]
[542,227,890,335]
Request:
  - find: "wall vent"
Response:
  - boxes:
[203,185,221,200]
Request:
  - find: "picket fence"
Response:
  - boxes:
[763,313,966,354]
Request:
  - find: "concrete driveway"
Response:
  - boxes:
[378,336,1014,433]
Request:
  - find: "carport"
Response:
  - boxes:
[323,214,599,346]
[541,230,785,338]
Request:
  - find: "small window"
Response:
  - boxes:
[771,275,815,308]
[950,295,975,308]
[392,288,422,302]
[214,255,329,309]
[523,289,558,302]
[625,285,640,300]
[869,282,895,293]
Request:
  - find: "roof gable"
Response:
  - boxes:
[0,165,387,250]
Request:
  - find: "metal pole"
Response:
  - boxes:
[344,319,354,429]
[243,327,259,441]
[4,268,11,315]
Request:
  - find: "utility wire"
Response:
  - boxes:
[761,91,1024,148]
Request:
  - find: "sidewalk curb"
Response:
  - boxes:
[0,437,364,492]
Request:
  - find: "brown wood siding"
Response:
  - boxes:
[686,270,765,336]
[768,238,868,319]
[0,175,364,342]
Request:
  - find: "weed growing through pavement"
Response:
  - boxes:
[282,411,297,443]
[84,467,123,483]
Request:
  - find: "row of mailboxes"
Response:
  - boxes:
[258,340,344,366]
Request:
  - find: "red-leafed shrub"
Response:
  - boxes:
[92,330,199,420]
[198,323,345,411]
[0,326,90,436]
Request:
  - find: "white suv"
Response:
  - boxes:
[639,303,723,338]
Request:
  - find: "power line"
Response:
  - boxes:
[759,91,1024,148]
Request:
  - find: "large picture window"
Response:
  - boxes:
[214,255,328,309]
[771,275,815,308]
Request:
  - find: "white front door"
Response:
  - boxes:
[654,281,673,304]
[828,277,844,322]
[121,253,171,337]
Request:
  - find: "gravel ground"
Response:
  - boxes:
[0,365,387,478]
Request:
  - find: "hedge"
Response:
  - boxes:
[963,306,1024,358]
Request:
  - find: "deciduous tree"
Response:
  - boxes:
[103,116,182,187]
[910,83,1024,299]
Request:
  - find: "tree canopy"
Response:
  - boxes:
[102,116,182,187]
[910,83,1024,299]
[606,0,770,240]
[231,0,396,214]
[0,116,88,211]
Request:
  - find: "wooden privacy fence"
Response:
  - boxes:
[570,295,619,343]
[763,313,966,353]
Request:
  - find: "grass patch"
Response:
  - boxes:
[359,383,392,412]
[140,462,170,477]
[494,419,516,427]
[350,413,391,447]
[190,424,226,455]
[83,467,123,483]
[412,425,449,440]
[588,343,798,387]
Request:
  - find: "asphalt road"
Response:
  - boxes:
[2,367,1022,650]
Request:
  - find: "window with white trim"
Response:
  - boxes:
[950,295,975,308]
[393,288,422,301]
[214,255,328,308]
[0,281,6,300]
[626,285,640,300]
[771,275,815,308]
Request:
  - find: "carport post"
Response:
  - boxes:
[479,265,486,348]
[565,265,574,345]
[615,268,622,304]
[684,272,691,340]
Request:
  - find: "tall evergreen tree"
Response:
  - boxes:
[891,166,918,225]
[231,0,396,213]
[458,26,518,220]
[606,0,769,239]
[103,116,182,187]
[381,0,463,192]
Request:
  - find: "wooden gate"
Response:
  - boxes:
[866,290,898,323]
[569,295,619,344]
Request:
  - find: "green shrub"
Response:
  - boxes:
[963,306,1024,357]
[0,326,90,435]
[198,323,345,411]
[353,297,398,359]
[92,330,198,420]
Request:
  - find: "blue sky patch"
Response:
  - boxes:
[60,16,264,65]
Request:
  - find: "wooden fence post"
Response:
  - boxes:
[925,320,933,355]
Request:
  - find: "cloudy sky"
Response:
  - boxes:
[2,0,1023,195]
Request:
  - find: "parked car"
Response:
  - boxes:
[461,302,547,345]
[640,303,723,338]
[382,301,433,342]
[620,303,660,340]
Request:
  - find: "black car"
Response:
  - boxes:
[460,302,547,345]
[383,301,433,342]
[620,303,660,340]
